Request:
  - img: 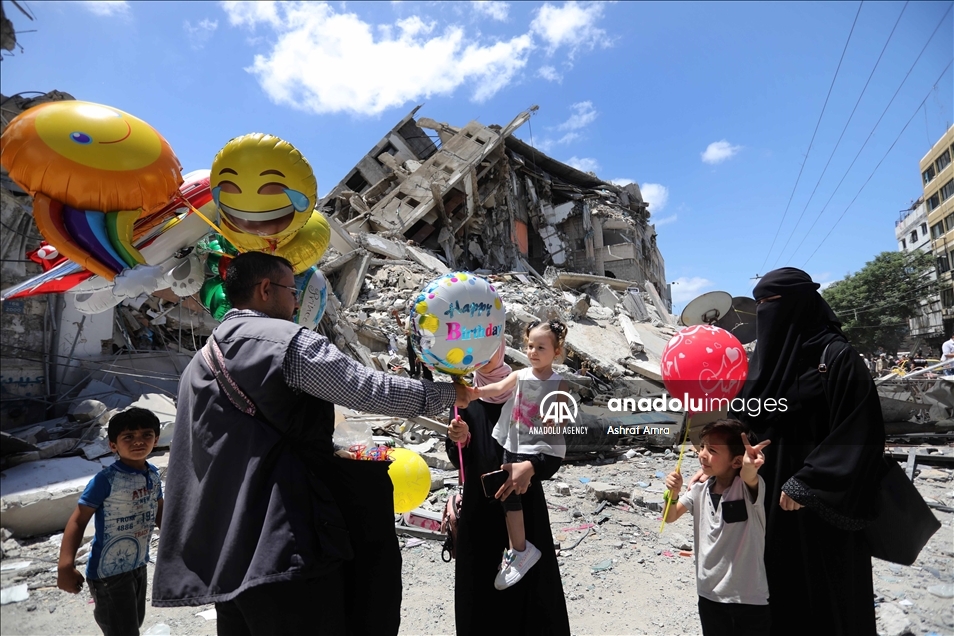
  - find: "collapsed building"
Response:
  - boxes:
[316,106,668,297]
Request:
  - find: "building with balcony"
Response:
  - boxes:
[920,125,954,339]
[895,198,943,344]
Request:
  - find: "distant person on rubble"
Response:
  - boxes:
[942,333,954,375]
[152,251,475,636]
[445,335,570,635]
[57,407,163,636]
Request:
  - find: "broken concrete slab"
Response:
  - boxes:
[587,284,620,309]
[336,252,372,308]
[586,482,627,503]
[552,271,639,293]
[405,245,449,275]
[623,359,663,382]
[643,280,675,327]
[563,320,629,378]
[358,234,407,261]
[622,288,650,322]
[324,214,360,254]
[0,456,113,538]
[618,315,645,354]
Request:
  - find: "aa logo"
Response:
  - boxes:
[540,391,578,425]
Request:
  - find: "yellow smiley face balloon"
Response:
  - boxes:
[211,133,330,273]
[0,101,182,213]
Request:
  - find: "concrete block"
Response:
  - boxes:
[587,284,620,309]
[585,481,627,503]
[0,456,113,538]
[405,245,449,274]
[359,234,407,260]
[618,315,645,354]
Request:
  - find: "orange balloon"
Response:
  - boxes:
[0,101,182,214]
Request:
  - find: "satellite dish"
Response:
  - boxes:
[715,296,757,344]
[680,291,733,326]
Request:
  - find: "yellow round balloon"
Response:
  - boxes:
[388,448,431,514]
[210,133,329,273]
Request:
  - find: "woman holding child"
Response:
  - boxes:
[444,322,571,636]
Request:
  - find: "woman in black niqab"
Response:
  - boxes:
[738,268,885,636]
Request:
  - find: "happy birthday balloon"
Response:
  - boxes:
[388,448,431,514]
[660,325,748,413]
[408,272,506,375]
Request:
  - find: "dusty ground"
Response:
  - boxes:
[2,448,952,636]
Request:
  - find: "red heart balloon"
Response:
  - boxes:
[660,325,748,413]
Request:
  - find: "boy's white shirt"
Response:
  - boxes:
[679,474,770,605]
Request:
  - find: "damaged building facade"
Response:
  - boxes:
[317,106,669,303]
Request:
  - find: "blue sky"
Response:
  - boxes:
[2,0,952,312]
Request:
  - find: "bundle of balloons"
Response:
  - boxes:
[0,101,331,327]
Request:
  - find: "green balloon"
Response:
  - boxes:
[199,277,231,321]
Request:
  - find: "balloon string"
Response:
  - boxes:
[659,413,693,533]
[454,405,464,486]
[176,196,232,245]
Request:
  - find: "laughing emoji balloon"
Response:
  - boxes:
[211,133,330,273]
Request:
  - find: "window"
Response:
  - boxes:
[942,288,954,309]
[345,172,369,192]
[935,149,952,174]
[941,179,954,203]
[927,192,941,211]
[923,165,936,185]
[910,230,918,243]
[931,222,944,239]
[945,213,954,233]
[921,222,928,235]
[938,254,951,274]
[900,238,907,250]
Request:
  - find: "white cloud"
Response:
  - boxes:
[472,1,510,21]
[81,1,129,16]
[538,65,562,82]
[565,156,600,173]
[701,140,742,165]
[221,1,282,27]
[670,276,714,306]
[530,1,611,57]
[557,100,596,131]
[223,2,535,116]
[184,18,219,49]
[653,214,677,227]
[640,182,669,212]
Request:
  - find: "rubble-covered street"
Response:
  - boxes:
[2,447,952,635]
[2,96,953,636]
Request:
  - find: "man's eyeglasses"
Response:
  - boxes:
[270,282,302,302]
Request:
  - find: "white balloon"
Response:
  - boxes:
[294,266,327,328]
[409,272,506,375]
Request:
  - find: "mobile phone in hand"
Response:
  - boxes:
[481,470,509,498]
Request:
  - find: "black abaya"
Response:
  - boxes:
[445,400,570,636]
[739,268,885,636]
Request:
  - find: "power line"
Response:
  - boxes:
[758,1,863,274]
[793,4,954,263]
[773,1,909,267]
[803,58,954,266]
